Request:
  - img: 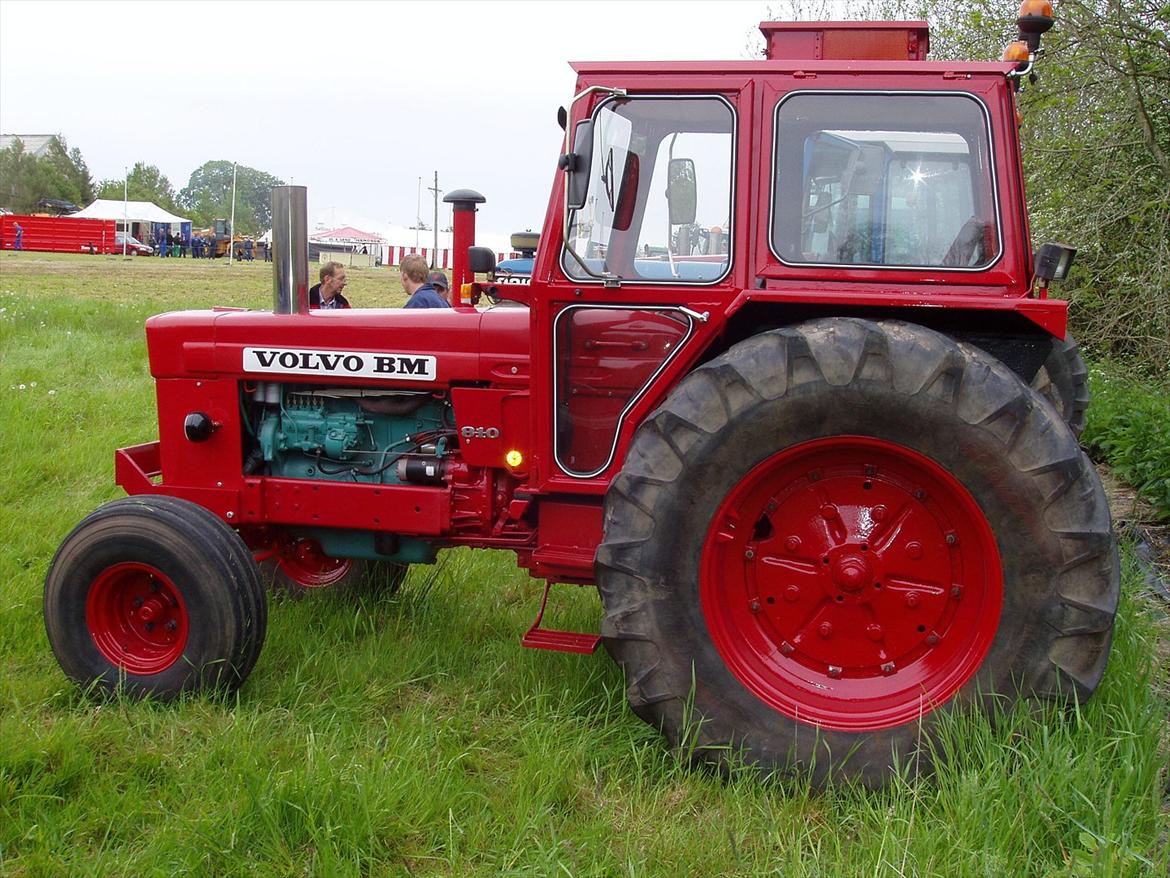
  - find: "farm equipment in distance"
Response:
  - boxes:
[191,218,235,258]
[45,5,1118,786]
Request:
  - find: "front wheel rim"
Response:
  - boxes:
[86,562,189,674]
[277,539,353,589]
[700,436,1002,732]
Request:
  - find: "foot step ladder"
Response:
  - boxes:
[521,582,601,654]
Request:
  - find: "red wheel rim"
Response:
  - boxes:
[277,539,352,589]
[86,562,189,675]
[701,436,1002,731]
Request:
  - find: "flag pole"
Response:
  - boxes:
[228,162,238,267]
[122,166,129,258]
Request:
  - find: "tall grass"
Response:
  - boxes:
[1082,364,1170,520]
[1,253,1166,876]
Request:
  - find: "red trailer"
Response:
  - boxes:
[0,214,117,254]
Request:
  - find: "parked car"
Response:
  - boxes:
[115,233,153,256]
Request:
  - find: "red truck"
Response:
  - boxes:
[44,7,1118,786]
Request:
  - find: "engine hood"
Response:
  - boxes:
[145,306,531,387]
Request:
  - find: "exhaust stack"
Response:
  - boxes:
[444,188,486,302]
[271,185,309,314]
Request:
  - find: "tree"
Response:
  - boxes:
[0,135,94,213]
[923,0,1169,373]
[96,162,178,210]
[177,161,285,235]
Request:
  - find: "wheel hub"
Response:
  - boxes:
[828,548,875,593]
[701,436,1002,732]
[86,562,188,675]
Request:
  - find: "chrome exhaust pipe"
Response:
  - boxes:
[272,185,309,314]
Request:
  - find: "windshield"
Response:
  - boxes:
[771,92,1000,269]
[562,96,735,284]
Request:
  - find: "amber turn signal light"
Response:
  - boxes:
[1018,0,1053,17]
[1002,40,1031,63]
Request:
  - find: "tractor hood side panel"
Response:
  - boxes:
[141,307,531,502]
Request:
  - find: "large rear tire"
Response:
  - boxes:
[1031,333,1090,438]
[44,495,267,699]
[596,318,1118,787]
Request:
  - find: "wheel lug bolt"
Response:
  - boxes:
[945,532,957,545]
[784,585,800,603]
[906,541,924,560]
[827,665,842,678]
[866,624,883,641]
[744,549,755,561]
[818,622,833,638]
[926,633,939,646]
[784,536,801,553]
[165,620,177,632]
[750,599,761,613]
[914,489,925,499]
[143,622,154,632]
[872,504,887,521]
[132,597,144,608]
[880,662,896,675]
[780,641,794,655]
[905,592,920,608]
[951,586,963,599]
[820,504,838,520]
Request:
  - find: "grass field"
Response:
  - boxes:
[0,252,1166,877]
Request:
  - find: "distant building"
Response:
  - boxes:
[0,134,61,158]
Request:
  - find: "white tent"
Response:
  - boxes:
[71,199,190,224]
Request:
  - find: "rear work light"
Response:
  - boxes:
[1034,243,1077,283]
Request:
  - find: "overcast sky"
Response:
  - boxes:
[0,0,792,237]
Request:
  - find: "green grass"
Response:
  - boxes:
[1083,364,1170,520]
[1,252,1167,877]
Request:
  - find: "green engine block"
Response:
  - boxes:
[256,386,448,485]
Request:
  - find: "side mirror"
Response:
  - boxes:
[667,158,697,226]
[468,246,496,275]
[562,119,594,211]
[557,106,567,131]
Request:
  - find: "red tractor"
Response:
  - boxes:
[45,9,1119,786]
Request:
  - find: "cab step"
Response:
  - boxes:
[522,582,601,654]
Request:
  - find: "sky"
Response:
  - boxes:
[0,0,786,238]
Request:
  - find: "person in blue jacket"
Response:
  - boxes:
[13,222,23,250]
[400,254,449,308]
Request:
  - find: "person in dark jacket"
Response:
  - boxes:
[427,269,452,304]
[400,254,449,308]
[309,261,351,309]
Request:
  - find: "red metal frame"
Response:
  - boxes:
[112,23,1063,649]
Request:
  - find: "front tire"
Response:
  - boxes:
[597,318,1118,786]
[45,495,267,699]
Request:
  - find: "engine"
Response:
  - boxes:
[247,382,452,485]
